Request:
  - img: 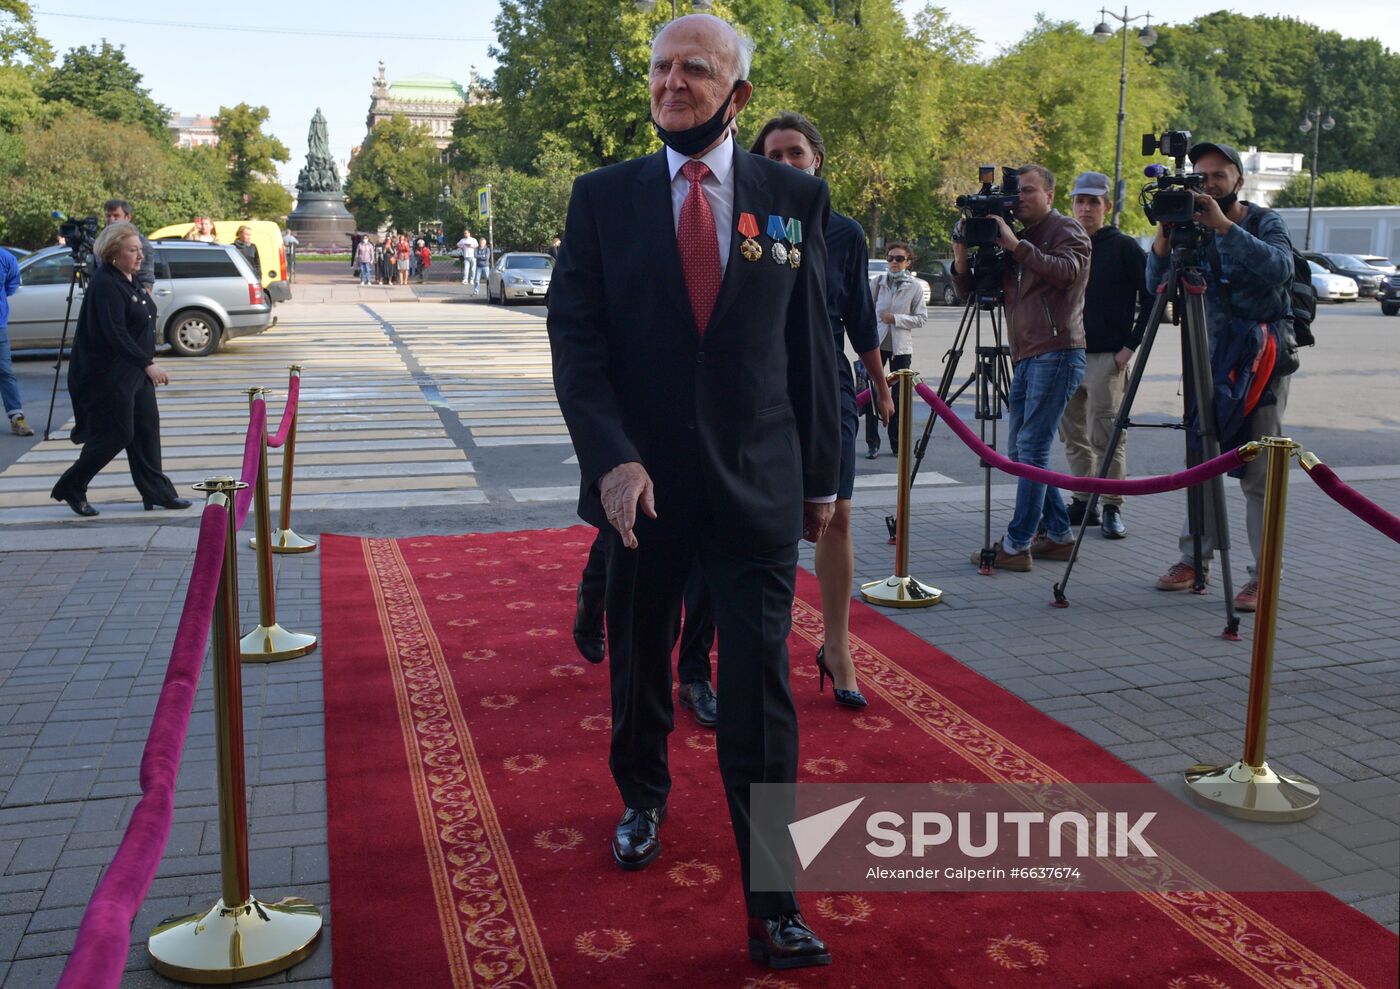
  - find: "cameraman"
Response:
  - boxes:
[1147,142,1294,611]
[951,164,1091,571]
[88,200,155,292]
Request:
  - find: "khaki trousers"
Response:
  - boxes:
[1058,351,1128,507]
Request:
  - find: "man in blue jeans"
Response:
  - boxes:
[1,246,33,437]
[951,164,1091,570]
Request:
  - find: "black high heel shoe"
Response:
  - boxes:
[53,492,99,517]
[814,645,867,709]
[143,497,192,511]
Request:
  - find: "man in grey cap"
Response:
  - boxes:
[1058,171,1153,538]
[1145,141,1296,611]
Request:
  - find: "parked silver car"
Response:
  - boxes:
[6,242,274,357]
[485,252,553,304]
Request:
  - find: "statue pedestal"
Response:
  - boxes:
[287,191,356,252]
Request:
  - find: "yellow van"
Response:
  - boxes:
[148,219,290,301]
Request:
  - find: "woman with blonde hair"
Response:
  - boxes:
[51,222,188,516]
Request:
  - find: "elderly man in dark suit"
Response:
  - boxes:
[547,13,840,971]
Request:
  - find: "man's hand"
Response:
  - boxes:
[874,379,895,426]
[951,220,968,269]
[1192,192,1233,234]
[993,215,1019,251]
[599,461,656,550]
[879,311,896,325]
[802,501,834,543]
[145,363,169,386]
[1114,347,1133,372]
[1152,223,1169,257]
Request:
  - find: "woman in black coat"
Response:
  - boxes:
[51,222,189,517]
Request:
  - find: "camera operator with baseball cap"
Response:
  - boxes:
[1058,171,1154,539]
[1145,141,1297,611]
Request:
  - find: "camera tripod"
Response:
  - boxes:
[886,262,1013,572]
[43,261,88,442]
[1052,230,1243,638]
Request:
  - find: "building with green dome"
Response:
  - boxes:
[366,61,488,155]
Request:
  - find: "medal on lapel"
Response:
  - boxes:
[766,214,789,265]
[738,212,762,262]
[785,218,803,269]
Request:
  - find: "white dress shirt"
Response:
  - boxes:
[666,135,735,276]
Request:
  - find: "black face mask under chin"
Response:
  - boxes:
[652,83,741,157]
[1213,191,1239,214]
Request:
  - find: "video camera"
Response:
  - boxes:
[955,166,1020,249]
[1140,131,1205,226]
[55,212,100,266]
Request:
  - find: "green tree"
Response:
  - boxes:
[213,103,291,218]
[38,41,169,137]
[0,63,42,130]
[0,0,51,67]
[1274,170,1400,208]
[447,101,509,175]
[346,114,445,231]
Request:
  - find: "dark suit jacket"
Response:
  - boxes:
[548,145,840,552]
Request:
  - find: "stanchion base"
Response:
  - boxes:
[240,623,318,663]
[1183,760,1321,822]
[860,575,942,608]
[250,528,318,554]
[148,895,322,984]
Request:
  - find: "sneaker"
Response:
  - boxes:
[1234,579,1259,612]
[1066,500,1100,527]
[970,540,1032,572]
[9,415,33,437]
[1156,561,1207,592]
[1030,535,1074,561]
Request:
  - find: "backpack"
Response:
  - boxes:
[1243,207,1316,348]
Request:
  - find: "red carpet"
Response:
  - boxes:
[321,527,1397,989]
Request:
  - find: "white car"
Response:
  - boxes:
[486,252,553,304]
[1307,259,1358,302]
[1358,255,1397,275]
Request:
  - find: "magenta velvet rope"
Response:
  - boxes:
[913,381,1247,496]
[1303,462,1400,545]
[55,504,230,989]
[856,386,871,411]
[234,399,267,528]
[267,374,300,449]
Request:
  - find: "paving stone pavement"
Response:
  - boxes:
[1,467,1396,985]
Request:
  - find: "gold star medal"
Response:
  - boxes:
[737,212,762,262]
[785,218,803,269]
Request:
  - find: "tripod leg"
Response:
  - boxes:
[1054,279,1172,604]
[44,272,81,442]
[1180,283,1241,639]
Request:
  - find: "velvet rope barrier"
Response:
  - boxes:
[267,372,300,450]
[913,381,1250,496]
[234,398,268,528]
[1300,455,1400,545]
[55,504,230,989]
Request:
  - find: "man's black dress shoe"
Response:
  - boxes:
[143,497,192,511]
[572,585,605,664]
[54,492,98,517]
[678,680,718,728]
[747,912,831,970]
[1067,499,1101,528]
[611,805,666,870]
[1101,504,1127,539]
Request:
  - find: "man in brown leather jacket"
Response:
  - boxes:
[952,164,1090,571]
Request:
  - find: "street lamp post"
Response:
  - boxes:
[1093,8,1157,228]
[1298,108,1335,251]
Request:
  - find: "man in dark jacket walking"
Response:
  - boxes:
[1058,172,1154,539]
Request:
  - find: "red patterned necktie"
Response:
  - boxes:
[678,160,721,335]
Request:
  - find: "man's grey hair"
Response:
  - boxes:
[652,14,755,84]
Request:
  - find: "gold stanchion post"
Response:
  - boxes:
[271,365,316,554]
[148,477,322,983]
[240,388,317,663]
[1183,436,1321,821]
[861,368,942,607]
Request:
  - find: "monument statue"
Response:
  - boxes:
[296,108,342,194]
[287,107,356,251]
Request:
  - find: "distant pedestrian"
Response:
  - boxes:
[457,228,479,287]
[474,241,490,291]
[396,235,411,285]
[232,225,263,284]
[355,236,376,285]
[547,236,561,261]
[1,245,31,436]
[416,240,431,283]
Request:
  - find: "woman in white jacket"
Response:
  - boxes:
[867,241,928,456]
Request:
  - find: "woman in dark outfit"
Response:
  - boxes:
[51,222,189,517]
